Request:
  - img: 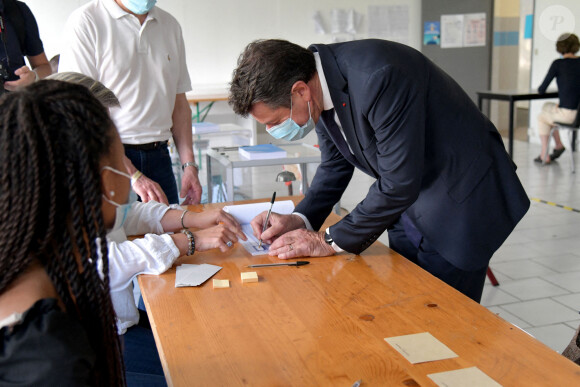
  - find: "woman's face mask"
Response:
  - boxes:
[101,166,132,232]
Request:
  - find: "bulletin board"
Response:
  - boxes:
[421,0,494,103]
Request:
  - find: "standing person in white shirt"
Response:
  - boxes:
[60,0,202,206]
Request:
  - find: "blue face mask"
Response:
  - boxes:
[121,0,157,15]
[101,166,132,232]
[267,99,316,141]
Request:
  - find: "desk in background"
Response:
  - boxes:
[139,197,580,386]
[186,87,229,123]
[205,143,321,203]
[476,89,558,158]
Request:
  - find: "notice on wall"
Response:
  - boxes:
[463,13,486,47]
[424,21,441,45]
[441,14,464,48]
[368,4,410,45]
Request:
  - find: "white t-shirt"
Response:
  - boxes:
[60,0,192,144]
[99,201,180,335]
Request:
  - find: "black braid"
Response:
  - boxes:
[0,80,126,386]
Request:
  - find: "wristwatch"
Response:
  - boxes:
[324,229,334,245]
[181,161,198,171]
[324,228,344,252]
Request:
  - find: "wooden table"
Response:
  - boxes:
[139,198,580,386]
[476,89,558,158]
[186,87,229,122]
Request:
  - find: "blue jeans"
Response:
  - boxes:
[388,215,487,303]
[125,145,179,204]
[122,311,167,387]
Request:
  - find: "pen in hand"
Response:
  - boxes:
[258,191,276,248]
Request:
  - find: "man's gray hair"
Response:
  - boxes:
[46,72,120,108]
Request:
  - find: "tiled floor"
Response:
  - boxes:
[203,136,580,354]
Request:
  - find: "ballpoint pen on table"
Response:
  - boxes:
[246,261,310,268]
[258,191,276,248]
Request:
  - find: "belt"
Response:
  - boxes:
[123,141,168,151]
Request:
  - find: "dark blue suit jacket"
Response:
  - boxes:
[294,39,530,271]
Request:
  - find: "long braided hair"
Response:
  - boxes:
[0,80,125,385]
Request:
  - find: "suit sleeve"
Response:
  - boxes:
[330,65,426,254]
[294,122,355,230]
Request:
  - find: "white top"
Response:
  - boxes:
[59,0,192,144]
[101,201,180,334]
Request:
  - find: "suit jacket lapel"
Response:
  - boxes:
[311,44,375,176]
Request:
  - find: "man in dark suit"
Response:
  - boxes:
[229,39,530,302]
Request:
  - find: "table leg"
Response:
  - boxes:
[508,100,514,158]
[206,153,212,203]
[300,163,309,194]
[478,96,483,111]
[226,167,234,202]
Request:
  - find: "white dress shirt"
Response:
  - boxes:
[101,201,180,334]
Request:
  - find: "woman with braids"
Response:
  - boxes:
[0,80,125,385]
[0,79,246,385]
[43,72,246,385]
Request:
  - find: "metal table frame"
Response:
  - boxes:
[205,143,321,203]
[476,89,558,158]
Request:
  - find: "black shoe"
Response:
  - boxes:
[550,147,565,160]
[534,155,550,164]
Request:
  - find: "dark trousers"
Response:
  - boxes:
[388,215,487,303]
[122,310,167,387]
[124,145,179,204]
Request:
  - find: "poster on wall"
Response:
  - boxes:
[368,5,410,45]
[441,14,464,48]
[463,13,486,47]
[424,21,441,45]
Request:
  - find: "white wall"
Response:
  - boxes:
[529,0,580,144]
[27,0,421,86]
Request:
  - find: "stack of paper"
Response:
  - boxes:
[238,144,287,160]
[192,122,220,134]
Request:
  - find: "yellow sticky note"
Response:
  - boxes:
[212,279,230,289]
[241,272,258,283]
[384,332,458,364]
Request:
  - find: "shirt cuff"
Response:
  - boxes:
[292,212,313,231]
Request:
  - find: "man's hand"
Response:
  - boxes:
[132,174,169,204]
[250,212,305,244]
[268,229,335,259]
[4,66,37,91]
[180,166,202,205]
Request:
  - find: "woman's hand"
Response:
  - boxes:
[193,224,242,253]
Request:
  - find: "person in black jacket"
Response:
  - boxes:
[229,39,530,302]
[535,33,580,164]
[0,0,51,93]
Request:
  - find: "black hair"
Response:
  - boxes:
[0,80,125,385]
[229,39,316,117]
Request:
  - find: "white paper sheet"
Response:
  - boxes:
[175,263,222,288]
[223,200,295,256]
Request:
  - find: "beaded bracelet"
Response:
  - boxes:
[180,209,189,229]
[181,229,195,256]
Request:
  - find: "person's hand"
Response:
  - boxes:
[250,212,305,244]
[268,229,335,259]
[188,209,247,241]
[132,175,169,205]
[180,166,202,205]
[193,224,241,253]
[3,66,37,91]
